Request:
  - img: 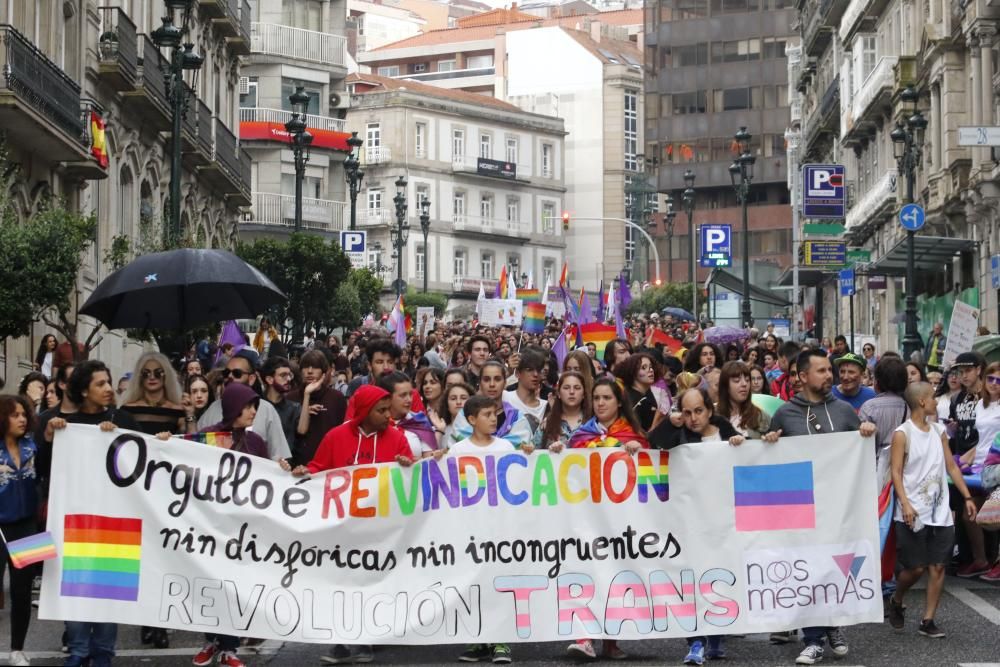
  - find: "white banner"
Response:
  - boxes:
[942,300,979,369]
[40,426,881,643]
[478,299,523,327]
[416,307,435,338]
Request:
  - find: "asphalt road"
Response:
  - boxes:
[4,576,1000,666]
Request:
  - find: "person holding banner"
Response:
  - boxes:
[287,384,413,664]
[535,371,591,450]
[448,361,535,449]
[436,382,473,449]
[0,395,41,667]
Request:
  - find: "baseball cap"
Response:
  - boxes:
[833,352,867,369]
[952,351,986,368]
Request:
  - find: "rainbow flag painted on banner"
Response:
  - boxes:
[5,531,57,569]
[636,451,669,502]
[182,432,233,449]
[579,323,617,360]
[61,514,142,602]
[733,462,815,532]
[522,301,546,334]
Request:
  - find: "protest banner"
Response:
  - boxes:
[416,307,435,337]
[41,426,881,644]
[478,299,523,326]
[942,300,979,369]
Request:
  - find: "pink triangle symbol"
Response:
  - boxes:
[832,553,855,578]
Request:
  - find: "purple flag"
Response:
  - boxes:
[595,280,605,322]
[394,314,407,348]
[559,286,579,324]
[579,292,593,325]
[553,329,568,371]
[215,320,245,364]
[614,290,627,340]
[619,273,632,309]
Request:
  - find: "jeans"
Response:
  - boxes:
[1,517,39,651]
[802,626,829,647]
[206,634,239,652]
[65,621,117,659]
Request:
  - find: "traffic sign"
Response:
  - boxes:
[803,241,847,266]
[898,203,925,231]
[340,230,368,269]
[699,224,732,267]
[839,269,855,297]
[803,223,846,237]
[847,249,871,265]
[802,164,846,218]
[958,126,1000,146]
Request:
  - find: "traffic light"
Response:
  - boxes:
[562,211,570,231]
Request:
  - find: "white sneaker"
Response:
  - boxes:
[9,650,30,666]
[796,645,824,665]
[566,640,597,659]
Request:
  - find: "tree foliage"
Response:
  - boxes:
[347,268,384,320]
[235,233,352,341]
[328,281,362,332]
[403,289,447,317]
[625,282,697,317]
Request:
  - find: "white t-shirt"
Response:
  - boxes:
[502,390,547,422]
[893,420,952,527]
[450,436,515,455]
[975,399,1000,465]
[936,395,952,422]
[41,351,53,379]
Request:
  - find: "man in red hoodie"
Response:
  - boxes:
[285,385,412,663]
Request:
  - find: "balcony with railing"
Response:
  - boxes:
[121,36,171,130]
[843,56,896,139]
[200,117,251,206]
[362,145,392,165]
[246,192,347,232]
[0,24,106,176]
[251,22,346,68]
[359,208,393,226]
[801,0,848,57]
[452,214,528,238]
[845,169,898,229]
[97,7,138,91]
[239,107,347,133]
[201,0,244,39]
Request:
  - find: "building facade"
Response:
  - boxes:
[644,0,796,323]
[239,0,351,240]
[0,0,249,382]
[347,73,566,306]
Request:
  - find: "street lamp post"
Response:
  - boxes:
[151,0,203,246]
[284,86,313,233]
[682,169,696,319]
[391,176,409,297]
[419,198,431,293]
[664,195,676,283]
[344,132,364,230]
[891,86,927,361]
[729,127,756,329]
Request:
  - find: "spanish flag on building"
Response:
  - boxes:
[90,111,108,168]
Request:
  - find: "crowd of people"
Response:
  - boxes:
[0,311,997,666]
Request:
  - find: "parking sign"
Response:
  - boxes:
[802,164,846,218]
[340,230,367,269]
[700,224,732,267]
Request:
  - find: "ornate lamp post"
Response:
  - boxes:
[284,86,313,232]
[664,195,676,283]
[344,131,364,230]
[729,127,756,329]
[419,198,431,293]
[682,169,696,318]
[891,86,927,361]
[151,0,203,245]
[391,176,409,297]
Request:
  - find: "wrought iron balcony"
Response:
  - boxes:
[121,36,171,131]
[0,24,106,175]
[97,6,138,91]
[247,192,347,232]
[202,118,251,207]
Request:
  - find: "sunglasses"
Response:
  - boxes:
[988,376,1000,386]
[220,368,249,380]
[140,368,165,379]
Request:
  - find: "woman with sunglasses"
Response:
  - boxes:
[118,352,186,649]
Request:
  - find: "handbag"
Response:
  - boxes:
[976,487,1000,531]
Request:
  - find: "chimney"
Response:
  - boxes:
[590,20,601,42]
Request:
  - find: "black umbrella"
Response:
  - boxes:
[80,248,285,331]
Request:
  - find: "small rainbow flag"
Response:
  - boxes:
[4,531,57,569]
[182,431,233,449]
[733,462,815,532]
[522,301,546,334]
[516,288,541,302]
[579,323,617,360]
[61,514,142,602]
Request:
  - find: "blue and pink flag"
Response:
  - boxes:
[733,461,815,531]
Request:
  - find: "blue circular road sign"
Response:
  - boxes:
[899,203,925,231]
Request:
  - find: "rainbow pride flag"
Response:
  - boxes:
[733,462,815,532]
[182,431,233,449]
[516,288,541,302]
[522,301,546,334]
[4,531,57,569]
[61,514,142,602]
[579,323,617,360]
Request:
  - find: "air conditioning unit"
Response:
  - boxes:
[330,90,350,110]
[238,77,250,95]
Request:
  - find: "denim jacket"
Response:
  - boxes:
[0,436,38,523]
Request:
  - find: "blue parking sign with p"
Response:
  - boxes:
[340,230,367,253]
[802,164,846,218]
[700,224,732,267]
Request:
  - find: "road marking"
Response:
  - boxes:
[949,587,1000,626]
